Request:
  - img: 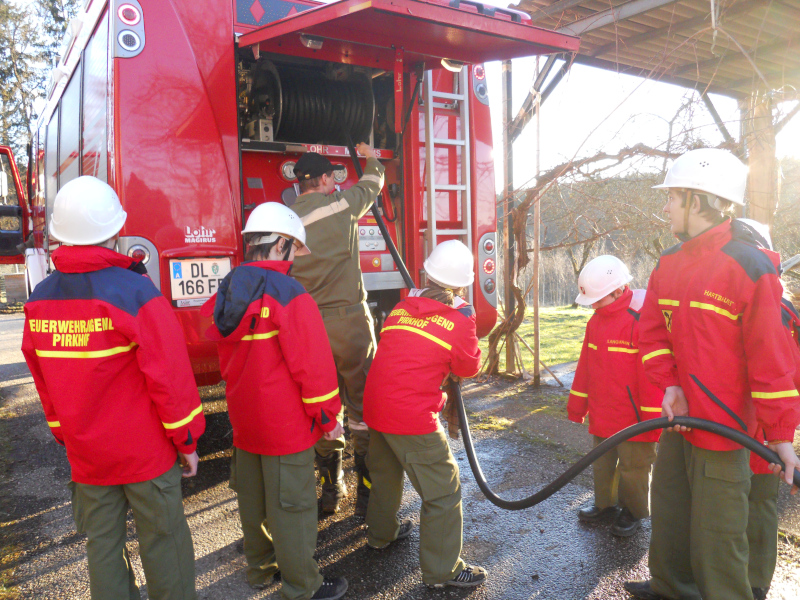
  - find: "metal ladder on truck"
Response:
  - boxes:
[422,68,473,301]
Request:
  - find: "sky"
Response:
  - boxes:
[479,1,800,191]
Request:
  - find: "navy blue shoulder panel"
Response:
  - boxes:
[655,241,682,270]
[264,269,306,307]
[721,240,777,283]
[457,304,476,318]
[29,267,161,316]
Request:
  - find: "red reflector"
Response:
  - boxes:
[483,258,495,275]
[131,248,147,261]
[474,65,486,80]
[118,4,141,26]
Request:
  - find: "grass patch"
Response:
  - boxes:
[470,415,514,431]
[479,305,591,374]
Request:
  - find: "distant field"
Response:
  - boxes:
[479,305,591,373]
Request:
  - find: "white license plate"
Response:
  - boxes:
[169,258,231,307]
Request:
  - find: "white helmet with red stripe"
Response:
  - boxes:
[50,176,127,245]
[575,255,633,306]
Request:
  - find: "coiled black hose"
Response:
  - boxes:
[278,69,374,145]
[454,384,800,510]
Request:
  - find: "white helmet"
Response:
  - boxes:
[575,255,633,306]
[49,176,127,245]
[424,240,474,288]
[652,148,748,207]
[737,218,772,250]
[243,202,310,255]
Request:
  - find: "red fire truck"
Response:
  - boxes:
[3,0,578,384]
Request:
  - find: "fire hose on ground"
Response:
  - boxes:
[452,383,800,510]
[338,129,800,510]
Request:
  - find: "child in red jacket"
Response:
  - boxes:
[567,255,662,537]
[203,203,347,600]
[363,240,486,590]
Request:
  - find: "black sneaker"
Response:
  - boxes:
[428,564,488,589]
[367,519,414,550]
[623,580,670,600]
[311,576,348,600]
[752,587,769,600]
[578,504,620,523]
[612,507,641,537]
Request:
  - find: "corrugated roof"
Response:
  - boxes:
[515,0,800,97]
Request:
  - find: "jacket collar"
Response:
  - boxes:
[52,245,141,274]
[681,218,732,256]
[594,287,633,317]
[243,260,293,275]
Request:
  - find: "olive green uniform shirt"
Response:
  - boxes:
[290,158,385,308]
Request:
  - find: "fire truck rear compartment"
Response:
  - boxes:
[238,54,393,147]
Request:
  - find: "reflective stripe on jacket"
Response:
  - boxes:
[639,219,800,451]
[363,294,481,435]
[22,246,205,486]
[567,288,662,442]
[203,260,341,456]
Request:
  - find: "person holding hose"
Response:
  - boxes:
[624,149,800,600]
[22,176,206,600]
[203,203,347,600]
[290,143,385,516]
[362,240,487,590]
[568,255,662,537]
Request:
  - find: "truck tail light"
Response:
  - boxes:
[484,278,495,294]
[128,244,150,263]
[483,258,495,275]
[474,65,486,80]
[118,4,141,26]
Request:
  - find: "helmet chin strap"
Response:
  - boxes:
[677,189,693,242]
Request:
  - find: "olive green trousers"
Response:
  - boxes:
[592,436,657,519]
[648,432,752,600]
[315,302,375,458]
[747,473,779,589]
[69,462,196,600]
[230,447,323,600]
[365,427,465,585]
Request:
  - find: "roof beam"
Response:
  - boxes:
[571,53,746,98]
[701,93,735,144]
[556,0,681,37]
[672,34,800,77]
[509,55,573,143]
[727,65,800,90]
[590,0,767,58]
[526,0,594,23]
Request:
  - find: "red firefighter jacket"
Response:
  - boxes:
[203,261,341,456]
[751,297,800,474]
[22,246,205,486]
[567,288,662,442]
[639,219,800,451]
[363,294,481,435]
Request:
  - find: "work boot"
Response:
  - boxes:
[354,452,371,517]
[623,580,671,600]
[612,507,641,537]
[752,587,769,600]
[310,576,348,600]
[316,450,347,514]
[578,504,620,522]
[427,564,488,589]
[367,518,414,550]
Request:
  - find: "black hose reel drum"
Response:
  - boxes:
[251,60,375,146]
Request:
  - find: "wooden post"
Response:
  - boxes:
[741,93,777,227]
[532,58,541,386]
[502,59,516,373]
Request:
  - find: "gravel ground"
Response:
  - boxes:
[1,312,798,599]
